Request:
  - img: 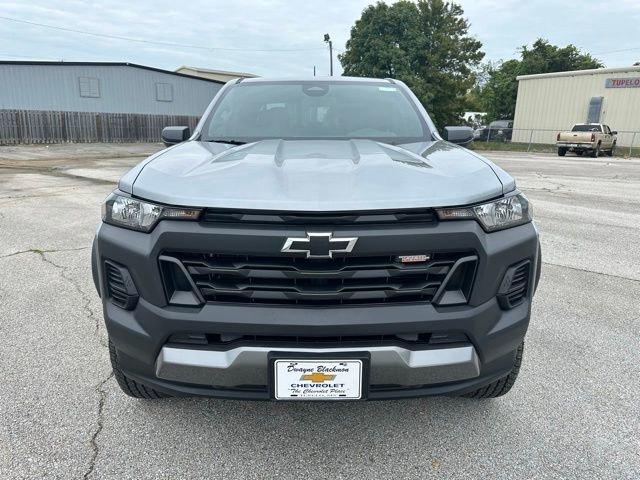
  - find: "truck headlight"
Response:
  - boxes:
[102,193,201,232]
[436,193,532,232]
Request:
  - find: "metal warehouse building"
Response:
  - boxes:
[512,66,640,148]
[0,61,224,144]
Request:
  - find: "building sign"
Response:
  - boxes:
[605,77,640,88]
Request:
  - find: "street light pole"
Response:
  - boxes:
[324,34,333,76]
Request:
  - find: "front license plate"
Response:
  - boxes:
[273,359,363,400]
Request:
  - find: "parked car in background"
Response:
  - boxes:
[556,123,617,157]
[474,120,514,142]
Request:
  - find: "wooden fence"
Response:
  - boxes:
[0,109,201,145]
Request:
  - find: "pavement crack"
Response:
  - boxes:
[33,249,112,479]
[21,247,113,480]
[83,372,114,480]
[532,172,570,193]
[0,246,89,260]
[542,261,640,284]
[37,249,105,344]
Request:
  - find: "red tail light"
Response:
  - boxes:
[591,133,595,141]
[556,132,560,141]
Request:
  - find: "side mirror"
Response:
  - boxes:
[611,131,618,135]
[443,126,474,145]
[161,126,190,146]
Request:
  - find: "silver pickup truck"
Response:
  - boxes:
[556,123,617,157]
[93,77,541,401]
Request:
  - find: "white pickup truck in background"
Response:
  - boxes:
[556,124,617,157]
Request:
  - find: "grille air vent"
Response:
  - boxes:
[498,260,530,309]
[200,208,438,225]
[105,260,139,310]
[166,332,470,347]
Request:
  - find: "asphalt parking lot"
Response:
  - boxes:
[1,144,639,479]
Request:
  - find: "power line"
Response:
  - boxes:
[592,46,640,56]
[0,16,326,53]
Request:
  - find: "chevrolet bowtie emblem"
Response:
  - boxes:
[281,232,358,259]
[301,372,337,383]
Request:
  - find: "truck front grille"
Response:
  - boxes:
[200,208,438,225]
[161,251,477,305]
[166,331,470,348]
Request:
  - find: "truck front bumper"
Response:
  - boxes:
[156,344,480,388]
[103,294,531,399]
[94,218,540,400]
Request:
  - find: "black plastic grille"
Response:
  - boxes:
[104,260,138,310]
[162,251,476,305]
[201,208,438,225]
[167,331,470,348]
[505,262,530,306]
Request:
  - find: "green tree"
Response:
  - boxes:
[339,0,484,128]
[482,39,603,121]
[481,60,521,121]
[462,62,491,113]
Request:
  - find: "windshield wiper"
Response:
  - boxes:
[208,139,246,145]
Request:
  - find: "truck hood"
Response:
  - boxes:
[122,139,514,211]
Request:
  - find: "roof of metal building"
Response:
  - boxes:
[0,61,225,84]
[176,65,258,78]
[516,65,640,81]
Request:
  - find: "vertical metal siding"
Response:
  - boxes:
[0,65,221,115]
[513,69,640,146]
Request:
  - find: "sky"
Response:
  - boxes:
[1,0,640,77]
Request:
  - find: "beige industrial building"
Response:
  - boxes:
[175,66,258,83]
[512,66,640,147]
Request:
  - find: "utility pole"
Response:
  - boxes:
[324,34,333,76]
[313,65,316,77]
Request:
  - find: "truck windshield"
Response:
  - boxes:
[200,81,429,144]
[572,125,601,132]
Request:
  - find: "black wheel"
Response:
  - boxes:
[109,339,169,399]
[576,150,584,156]
[557,148,566,157]
[462,342,524,399]
[591,145,600,158]
[607,144,616,157]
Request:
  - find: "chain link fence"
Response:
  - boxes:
[472,127,640,157]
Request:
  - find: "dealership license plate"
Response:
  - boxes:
[273,359,363,400]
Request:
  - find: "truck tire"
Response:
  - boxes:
[91,238,100,297]
[109,339,169,399]
[462,342,524,399]
[607,144,616,157]
[534,242,542,294]
[557,148,566,156]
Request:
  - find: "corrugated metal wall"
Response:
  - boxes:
[0,64,222,116]
[513,68,640,147]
